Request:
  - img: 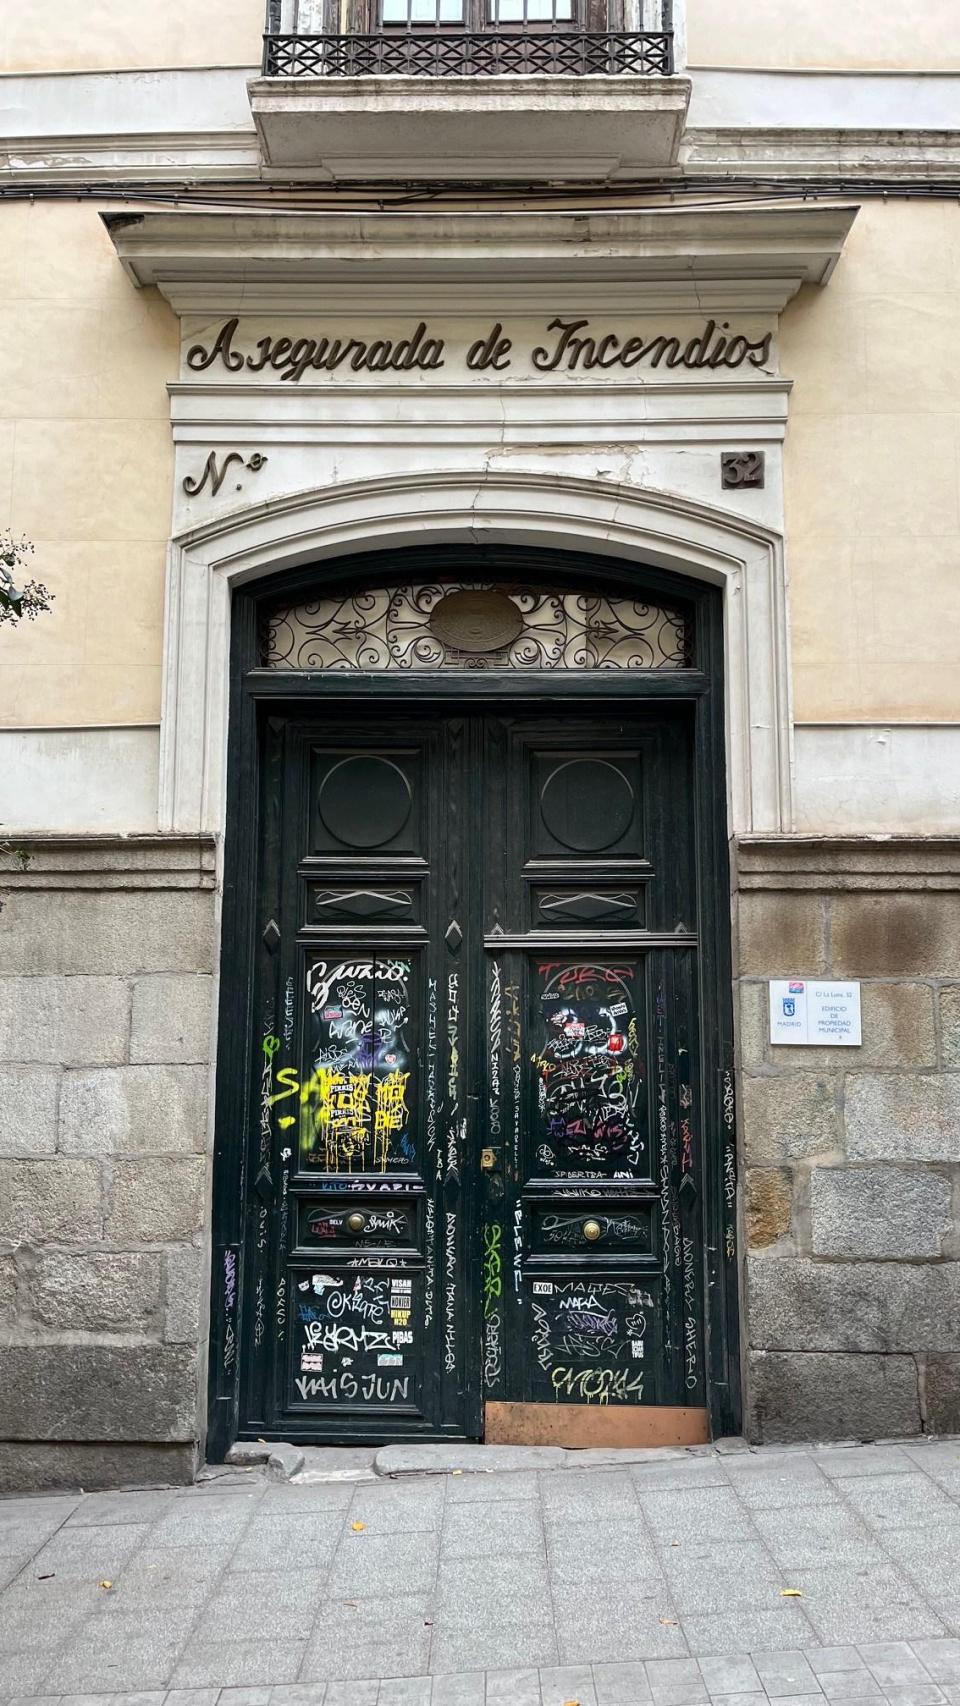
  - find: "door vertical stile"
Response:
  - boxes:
[462,713,486,1440]
[674,945,706,1409]
[439,714,466,1433]
[269,733,304,1429]
[244,713,287,1433]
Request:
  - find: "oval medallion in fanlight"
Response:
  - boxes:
[427,588,524,655]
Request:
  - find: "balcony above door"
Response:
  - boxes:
[249,0,690,179]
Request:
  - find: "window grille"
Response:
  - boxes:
[261,582,691,672]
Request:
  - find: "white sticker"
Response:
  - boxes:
[532,1281,553,1295]
[378,1352,403,1366]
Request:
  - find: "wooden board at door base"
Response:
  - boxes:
[484,1402,710,1448]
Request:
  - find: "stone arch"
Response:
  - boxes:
[162,469,790,836]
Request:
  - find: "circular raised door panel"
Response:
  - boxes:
[540,757,635,852]
[428,589,523,654]
[318,754,412,848]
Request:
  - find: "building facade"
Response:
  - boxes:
[1,0,959,1490]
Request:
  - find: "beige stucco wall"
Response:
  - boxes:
[2,198,960,731]
[0,0,262,73]
[6,0,959,74]
[688,0,960,72]
[780,199,960,724]
[0,202,176,726]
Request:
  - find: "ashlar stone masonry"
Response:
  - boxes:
[0,837,216,1492]
[737,837,960,1443]
[2,830,959,1486]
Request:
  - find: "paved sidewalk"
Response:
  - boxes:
[1,1439,959,1702]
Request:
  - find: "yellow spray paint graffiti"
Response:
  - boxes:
[271,1064,410,1171]
[372,1070,410,1171]
[312,1067,372,1171]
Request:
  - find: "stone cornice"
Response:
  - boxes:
[0,130,259,184]
[735,836,960,892]
[2,64,958,187]
[681,127,960,182]
[3,127,960,185]
[105,204,858,315]
[0,835,217,891]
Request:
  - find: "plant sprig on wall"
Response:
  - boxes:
[0,535,53,627]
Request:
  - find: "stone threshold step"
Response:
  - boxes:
[225,1437,754,1482]
[223,1433,959,1484]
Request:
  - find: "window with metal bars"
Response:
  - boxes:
[381,0,465,24]
[263,0,675,72]
[488,0,574,22]
[379,0,588,26]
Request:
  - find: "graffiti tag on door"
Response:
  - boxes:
[528,1279,653,1404]
[271,957,417,1172]
[292,1271,420,1406]
[532,963,646,1175]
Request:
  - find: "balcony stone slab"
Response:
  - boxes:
[248,72,692,179]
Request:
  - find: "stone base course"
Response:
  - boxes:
[0,1439,197,1494]
[924,1356,960,1434]
[737,838,960,1444]
[747,1350,922,1441]
[2,829,960,1484]
[746,1256,960,1354]
[0,1344,199,1440]
[0,838,215,1489]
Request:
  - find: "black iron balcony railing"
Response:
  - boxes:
[262,29,673,77]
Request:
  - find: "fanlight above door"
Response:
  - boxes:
[261,581,691,672]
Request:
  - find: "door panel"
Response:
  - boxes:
[238,705,709,1445]
[242,714,475,1441]
[481,715,708,1444]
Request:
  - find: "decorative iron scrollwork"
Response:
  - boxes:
[261,582,691,672]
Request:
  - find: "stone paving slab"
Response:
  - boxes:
[3,1648,960,1706]
[1,1442,959,1698]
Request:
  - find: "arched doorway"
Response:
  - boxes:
[207,543,738,1456]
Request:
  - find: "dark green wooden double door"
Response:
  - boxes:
[241,705,709,1444]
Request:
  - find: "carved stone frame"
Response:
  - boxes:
[160,467,793,838]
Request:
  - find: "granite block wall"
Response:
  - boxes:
[2,830,956,1486]
[737,838,960,1443]
[0,837,217,1491]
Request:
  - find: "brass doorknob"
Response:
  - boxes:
[582,1218,602,1242]
[345,1212,367,1235]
